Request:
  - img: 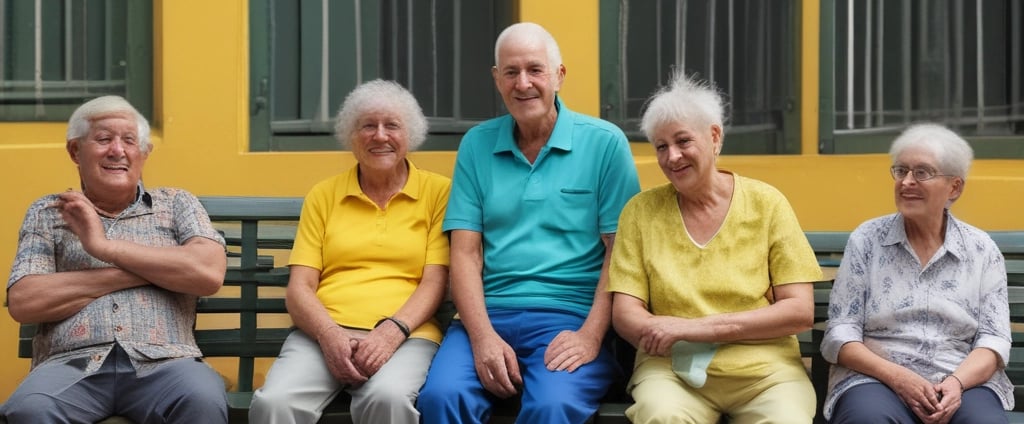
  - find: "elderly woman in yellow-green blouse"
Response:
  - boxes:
[608,72,823,424]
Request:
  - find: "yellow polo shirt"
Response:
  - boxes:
[289,161,450,342]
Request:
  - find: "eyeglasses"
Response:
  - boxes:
[890,165,953,182]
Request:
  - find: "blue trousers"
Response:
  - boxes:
[830,382,1007,424]
[1,344,227,424]
[417,309,619,424]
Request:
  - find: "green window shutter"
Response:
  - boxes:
[0,0,152,122]
[599,0,802,154]
[823,0,1024,158]
[249,0,514,152]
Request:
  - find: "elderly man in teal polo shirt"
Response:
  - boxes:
[417,22,641,424]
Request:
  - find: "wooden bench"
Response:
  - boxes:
[7,198,1024,423]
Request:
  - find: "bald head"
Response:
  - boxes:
[494,22,562,69]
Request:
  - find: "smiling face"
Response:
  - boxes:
[892,146,963,222]
[492,37,565,128]
[651,120,722,193]
[350,109,409,173]
[67,112,148,200]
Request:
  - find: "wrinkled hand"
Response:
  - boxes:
[889,368,942,420]
[544,329,601,372]
[351,323,404,377]
[639,316,689,356]
[470,332,521,398]
[319,327,368,387]
[913,379,962,424]
[53,191,109,258]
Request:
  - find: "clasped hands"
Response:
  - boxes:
[319,324,405,387]
[892,369,963,424]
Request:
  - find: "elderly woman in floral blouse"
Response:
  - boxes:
[822,123,1012,424]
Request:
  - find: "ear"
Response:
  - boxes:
[66,139,81,165]
[710,124,724,155]
[948,176,965,203]
[553,64,566,91]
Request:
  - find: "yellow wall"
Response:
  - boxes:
[1,0,1022,401]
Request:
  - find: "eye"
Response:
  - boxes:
[385,122,401,131]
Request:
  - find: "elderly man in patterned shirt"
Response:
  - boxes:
[1,96,228,423]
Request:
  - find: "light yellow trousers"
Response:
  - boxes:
[625,356,816,424]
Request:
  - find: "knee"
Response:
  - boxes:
[3,393,68,422]
[250,385,293,415]
[519,395,595,423]
[168,385,227,419]
[417,377,460,406]
[830,404,899,424]
[358,382,416,410]
[625,397,691,424]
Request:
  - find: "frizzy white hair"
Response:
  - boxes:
[333,79,428,150]
[639,71,726,143]
[66,95,151,152]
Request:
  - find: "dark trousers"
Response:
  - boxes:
[830,382,1007,424]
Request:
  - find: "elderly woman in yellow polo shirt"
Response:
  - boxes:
[608,72,823,424]
[249,80,450,424]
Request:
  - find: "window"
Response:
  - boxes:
[0,0,152,121]
[599,0,801,154]
[249,0,514,152]
[821,0,1024,157]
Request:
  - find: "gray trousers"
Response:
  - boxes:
[248,329,438,424]
[0,343,227,424]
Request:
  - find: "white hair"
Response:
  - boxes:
[640,71,726,143]
[333,79,428,150]
[493,22,563,69]
[889,123,974,179]
[67,95,151,151]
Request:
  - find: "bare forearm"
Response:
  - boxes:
[286,282,343,342]
[682,296,814,343]
[7,268,148,323]
[611,294,652,347]
[837,341,909,386]
[449,230,494,341]
[579,233,616,339]
[952,348,1001,390]
[391,265,448,331]
[97,237,225,296]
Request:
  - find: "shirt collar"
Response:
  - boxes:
[884,210,967,261]
[493,95,571,154]
[342,159,421,201]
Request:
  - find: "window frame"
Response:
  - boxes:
[0,0,152,122]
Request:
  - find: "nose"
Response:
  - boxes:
[107,138,127,156]
[514,70,532,91]
[371,124,388,140]
[898,171,917,184]
[666,144,683,162]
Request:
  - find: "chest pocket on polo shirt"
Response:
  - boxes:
[542,188,597,233]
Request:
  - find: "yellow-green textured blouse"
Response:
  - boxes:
[609,172,823,379]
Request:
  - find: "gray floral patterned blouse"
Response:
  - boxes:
[821,211,1012,419]
[8,186,225,376]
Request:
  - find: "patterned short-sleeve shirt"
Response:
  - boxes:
[8,185,225,376]
[821,212,1013,418]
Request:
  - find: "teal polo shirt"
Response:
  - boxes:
[443,97,640,317]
